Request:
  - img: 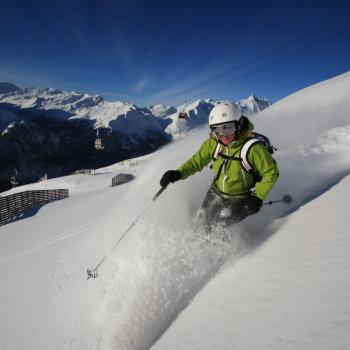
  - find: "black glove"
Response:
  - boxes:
[160,170,181,187]
[247,196,263,214]
[241,195,263,217]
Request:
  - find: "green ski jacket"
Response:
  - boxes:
[177,123,279,200]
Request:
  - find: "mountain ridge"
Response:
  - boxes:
[0,82,271,191]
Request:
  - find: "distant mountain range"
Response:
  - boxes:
[0,82,272,192]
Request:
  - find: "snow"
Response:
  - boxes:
[164,99,215,138]
[238,94,272,116]
[153,175,350,350]
[148,104,176,118]
[0,87,166,140]
[0,71,350,350]
[0,87,104,116]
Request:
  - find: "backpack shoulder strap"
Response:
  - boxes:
[240,138,262,172]
[252,132,277,154]
[212,141,222,160]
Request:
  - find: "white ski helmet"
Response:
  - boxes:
[209,102,241,126]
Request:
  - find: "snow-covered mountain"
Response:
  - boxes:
[0,71,349,350]
[148,104,177,118]
[238,94,272,116]
[0,85,167,133]
[0,82,21,94]
[0,83,270,191]
[164,99,215,137]
[0,83,270,134]
[164,95,272,138]
[0,85,102,115]
[0,85,172,191]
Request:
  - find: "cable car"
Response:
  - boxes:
[178,101,188,120]
[10,176,19,187]
[94,129,105,150]
[178,111,188,119]
[10,169,19,187]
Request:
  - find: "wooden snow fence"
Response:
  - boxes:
[0,189,69,226]
[73,169,96,175]
[112,173,135,187]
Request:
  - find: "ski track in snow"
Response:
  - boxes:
[87,106,350,349]
[75,128,350,349]
[0,218,103,265]
[83,220,249,350]
[1,72,350,350]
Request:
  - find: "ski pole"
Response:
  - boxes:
[152,186,167,201]
[263,194,292,206]
[87,186,167,280]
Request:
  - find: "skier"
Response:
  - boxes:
[160,102,279,229]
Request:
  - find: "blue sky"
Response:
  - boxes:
[0,0,349,107]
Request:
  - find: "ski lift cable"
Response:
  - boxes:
[1,119,106,172]
[156,43,299,106]
[50,120,105,158]
[184,44,308,103]
[46,120,105,156]
[94,127,104,150]
[4,109,116,173]
[178,100,189,119]
[151,34,318,111]
[156,46,296,119]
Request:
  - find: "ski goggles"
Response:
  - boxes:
[210,121,237,137]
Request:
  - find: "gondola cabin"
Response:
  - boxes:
[178,111,188,120]
[10,176,19,188]
[94,129,105,150]
[95,138,105,150]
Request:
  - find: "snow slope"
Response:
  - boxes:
[152,175,350,350]
[151,71,350,350]
[0,71,350,350]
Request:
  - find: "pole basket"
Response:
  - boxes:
[87,269,98,279]
[264,194,293,206]
[282,195,292,204]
